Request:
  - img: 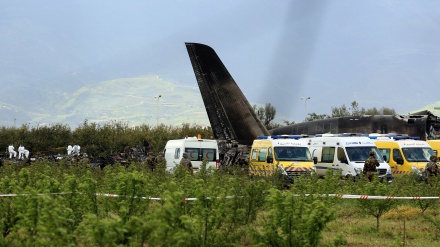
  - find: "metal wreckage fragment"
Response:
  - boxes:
[270,111,440,140]
[186,42,269,169]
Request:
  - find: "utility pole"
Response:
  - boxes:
[155,95,162,125]
[300,96,311,122]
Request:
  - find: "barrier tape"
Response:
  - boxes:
[324,194,440,200]
[0,192,439,200]
[0,192,73,197]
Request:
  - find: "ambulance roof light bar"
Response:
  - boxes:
[368,133,420,140]
[256,135,308,140]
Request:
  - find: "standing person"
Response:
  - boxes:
[8,144,16,159]
[23,147,30,159]
[424,155,439,184]
[146,152,156,173]
[18,145,25,159]
[67,145,73,156]
[124,146,130,160]
[72,145,80,155]
[154,152,166,172]
[143,140,151,155]
[179,152,193,174]
[154,152,165,165]
[363,151,380,182]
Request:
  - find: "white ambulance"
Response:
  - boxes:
[163,137,220,172]
[304,133,393,182]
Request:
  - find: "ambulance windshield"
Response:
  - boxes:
[402,148,433,162]
[274,147,312,161]
[346,147,385,162]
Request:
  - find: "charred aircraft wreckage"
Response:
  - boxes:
[185,42,440,168]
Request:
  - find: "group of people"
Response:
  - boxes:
[143,152,165,172]
[142,150,193,174]
[67,145,81,156]
[363,150,439,182]
[7,144,29,160]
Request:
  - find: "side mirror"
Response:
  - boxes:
[382,155,387,162]
[396,157,404,165]
[313,157,318,164]
[267,155,273,164]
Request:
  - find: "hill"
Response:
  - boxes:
[411,101,440,117]
[0,74,437,130]
[0,76,210,128]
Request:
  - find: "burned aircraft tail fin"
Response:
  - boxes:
[185,43,269,145]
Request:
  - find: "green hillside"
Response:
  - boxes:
[411,101,440,116]
[2,76,210,129]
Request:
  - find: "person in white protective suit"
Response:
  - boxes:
[23,148,30,159]
[72,144,80,155]
[67,145,73,155]
[18,145,25,159]
[8,144,17,159]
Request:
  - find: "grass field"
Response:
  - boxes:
[321,202,440,247]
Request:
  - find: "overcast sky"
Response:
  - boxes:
[2,0,440,124]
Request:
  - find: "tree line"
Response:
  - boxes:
[254,101,396,130]
[1,100,395,157]
[0,120,214,158]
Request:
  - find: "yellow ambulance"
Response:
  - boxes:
[249,135,315,181]
[427,140,440,156]
[370,134,434,176]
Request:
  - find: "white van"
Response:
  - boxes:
[163,137,220,172]
[304,133,393,182]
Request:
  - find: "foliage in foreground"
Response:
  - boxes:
[0,161,335,246]
[0,162,439,246]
